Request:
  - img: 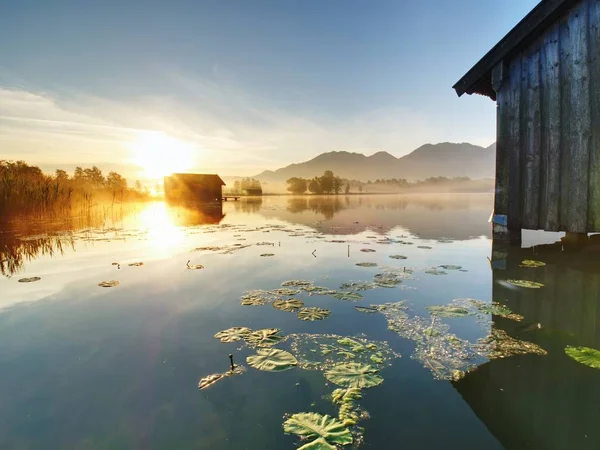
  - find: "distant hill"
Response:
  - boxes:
[254,142,496,183]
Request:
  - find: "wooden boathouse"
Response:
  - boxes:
[163,173,225,202]
[454,0,600,240]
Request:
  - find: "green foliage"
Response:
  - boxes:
[287,177,308,194]
[283,413,353,448]
[247,348,298,371]
[272,299,304,312]
[245,328,284,347]
[565,346,600,370]
[214,327,252,343]
[325,363,383,388]
[427,305,472,318]
[330,291,363,301]
[297,307,331,321]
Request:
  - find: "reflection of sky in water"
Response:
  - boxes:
[0,194,598,450]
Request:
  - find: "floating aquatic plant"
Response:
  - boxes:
[331,387,362,405]
[271,288,301,296]
[330,291,363,302]
[198,365,246,390]
[283,413,352,449]
[128,262,144,267]
[18,277,41,283]
[424,268,447,276]
[475,329,547,359]
[297,307,331,321]
[418,246,432,249]
[325,363,383,389]
[468,299,524,322]
[240,290,278,306]
[273,299,304,312]
[354,306,379,314]
[247,348,298,372]
[282,280,313,287]
[565,346,600,370]
[389,255,407,260]
[355,262,377,268]
[427,305,472,318]
[214,327,252,343]
[519,260,546,268]
[506,279,544,289]
[187,262,205,270]
[340,281,377,292]
[331,388,364,427]
[360,249,376,253]
[260,253,275,257]
[245,328,285,347]
[438,265,462,270]
[98,280,119,287]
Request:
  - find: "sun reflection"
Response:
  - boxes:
[129,131,197,179]
[137,202,185,252]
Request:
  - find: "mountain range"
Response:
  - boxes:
[253,142,496,183]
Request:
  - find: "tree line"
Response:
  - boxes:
[0,160,149,216]
[286,171,350,194]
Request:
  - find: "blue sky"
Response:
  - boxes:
[0,0,539,179]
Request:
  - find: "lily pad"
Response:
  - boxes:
[330,291,363,302]
[325,362,383,388]
[247,348,298,371]
[519,260,546,268]
[475,329,547,359]
[565,346,600,370]
[360,249,376,253]
[282,280,313,287]
[187,264,205,270]
[245,328,284,347]
[98,280,119,287]
[297,307,331,321]
[427,305,471,318]
[424,268,447,275]
[439,265,462,270]
[283,413,352,448]
[273,299,304,312]
[354,306,379,314]
[18,277,41,283]
[418,246,432,249]
[128,262,144,267]
[355,262,377,267]
[271,288,301,296]
[331,387,362,405]
[506,279,544,289]
[214,327,252,343]
[260,253,275,257]
[198,365,246,390]
[389,255,407,260]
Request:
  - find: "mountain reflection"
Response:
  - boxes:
[453,238,600,450]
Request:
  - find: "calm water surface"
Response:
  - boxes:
[1,194,599,450]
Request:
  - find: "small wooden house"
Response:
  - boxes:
[163,173,225,202]
[454,0,600,238]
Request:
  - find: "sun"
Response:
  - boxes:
[130,131,196,179]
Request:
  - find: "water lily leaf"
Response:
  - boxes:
[331,291,363,302]
[418,246,432,249]
[475,329,547,359]
[260,253,275,257]
[271,288,301,296]
[519,260,546,268]
[470,300,524,322]
[340,281,376,292]
[355,262,377,267]
[297,307,331,321]
[506,279,544,289]
[283,413,352,448]
[427,305,471,318]
[424,268,447,275]
[354,306,378,314]
[282,280,313,287]
[439,265,462,270]
[370,354,383,364]
[18,277,41,283]
[240,290,277,306]
[214,327,252,343]
[128,262,144,267]
[325,363,383,388]
[565,346,600,370]
[360,248,376,253]
[98,280,119,287]
[389,255,407,260]
[187,264,204,270]
[331,388,362,405]
[198,365,246,390]
[247,348,298,371]
[245,328,284,347]
[273,299,304,312]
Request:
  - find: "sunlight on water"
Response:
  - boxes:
[138,202,186,254]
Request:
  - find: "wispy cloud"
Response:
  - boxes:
[0,73,493,179]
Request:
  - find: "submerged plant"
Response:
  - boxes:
[98,280,119,287]
[565,346,600,370]
[247,348,298,372]
[297,307,331,321]
[283,412,353,449]
[273,299,304,312]
[245,328,285,347]
[506,279,544,289]
[214,327,252,343]
[18,277,41,283]
[325,363,383,389]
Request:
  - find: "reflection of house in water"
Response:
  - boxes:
[168,202,225,226]
[453,238,600,450]
[232,197,263,214]
[164,173,225,202]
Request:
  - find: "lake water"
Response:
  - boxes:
[1,194,599,450]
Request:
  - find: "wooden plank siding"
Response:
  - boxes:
[495,0,600,232]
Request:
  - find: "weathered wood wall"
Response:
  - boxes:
[495,0,600,232]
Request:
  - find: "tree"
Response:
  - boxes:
[332,176,342,195]
[135,180,143,192]
[233,180,241,193]
[344,183,350,194]
[308,177,323,194]
[286,177,308,194]
[55,169,69,183]
[73,166,85,181]
[83,166,105,189]
[358,185,363,193]
[318,170,335,194]
[106,171,127,192]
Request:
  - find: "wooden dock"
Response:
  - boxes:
[222,196,240,201]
